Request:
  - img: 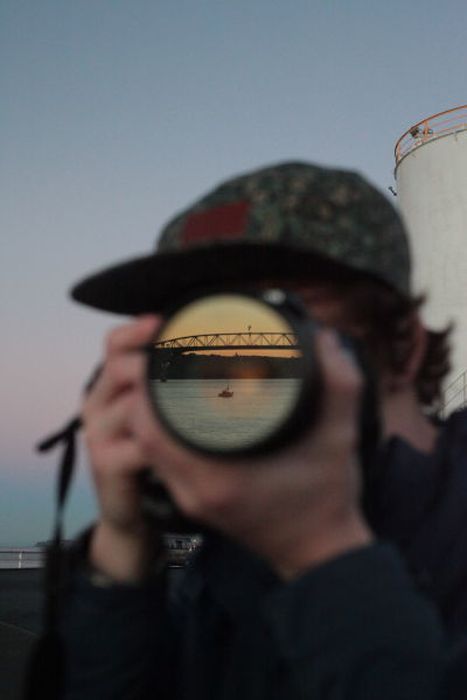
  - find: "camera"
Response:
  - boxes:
[141,288,380,527]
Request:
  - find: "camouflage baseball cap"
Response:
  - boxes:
[71,161,411,314]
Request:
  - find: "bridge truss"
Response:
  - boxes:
[153,331,299,352]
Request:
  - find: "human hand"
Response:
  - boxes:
[132,326,373,580]
[82,315,162,582]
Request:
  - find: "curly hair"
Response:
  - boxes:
[334,279,452,414]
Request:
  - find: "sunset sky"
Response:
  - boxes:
[158,294,293,339]
[2,0,467,545]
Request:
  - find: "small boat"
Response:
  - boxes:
[218,385,234,398]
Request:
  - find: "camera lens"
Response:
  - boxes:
[146,291,319,457]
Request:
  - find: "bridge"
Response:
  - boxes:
[153,331,299,353]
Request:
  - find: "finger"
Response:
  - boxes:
[86,354,147,409]
[315,329,362,423]
[87,316,163,406]
[84,392,138,444]
[105,315,161,356]
[93,438,149,477]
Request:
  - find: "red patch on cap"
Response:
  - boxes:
[181,200,250,247]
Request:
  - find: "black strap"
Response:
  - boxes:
[37,417,82,629]
[23,367,103,700]
[22,415,82,700]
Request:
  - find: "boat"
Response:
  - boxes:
[218,385,234,398]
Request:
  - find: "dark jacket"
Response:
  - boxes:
[372,407,467,638]
[61,537,445,699]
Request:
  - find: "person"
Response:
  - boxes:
[285,263,467,639]
[59,162,458,698]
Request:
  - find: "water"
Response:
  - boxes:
[151,378,300,451]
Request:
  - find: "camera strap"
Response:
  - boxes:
[22,414,82,699]
[23,365,102,699]
[37,416,82,629]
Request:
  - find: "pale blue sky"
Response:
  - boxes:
[2,0,466,545]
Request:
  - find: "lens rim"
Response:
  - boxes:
[145,288,322,459]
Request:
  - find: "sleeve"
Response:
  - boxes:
[261,544,446,700]
[60,562,178,700]
[438,637,467,700]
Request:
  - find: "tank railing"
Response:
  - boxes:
[0,548,44,569]
[395,105,467,165]
[0,539,203,570]
[440,369,467,418]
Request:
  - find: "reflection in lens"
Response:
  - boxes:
[147,294,304,453]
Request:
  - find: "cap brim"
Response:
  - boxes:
[71,243,363,315]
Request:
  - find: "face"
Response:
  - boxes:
[284,283,365,340]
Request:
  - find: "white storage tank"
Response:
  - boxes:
[394,105,467,412]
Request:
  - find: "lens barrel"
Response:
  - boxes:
[146,289,322,458]
[142,288,380,530]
